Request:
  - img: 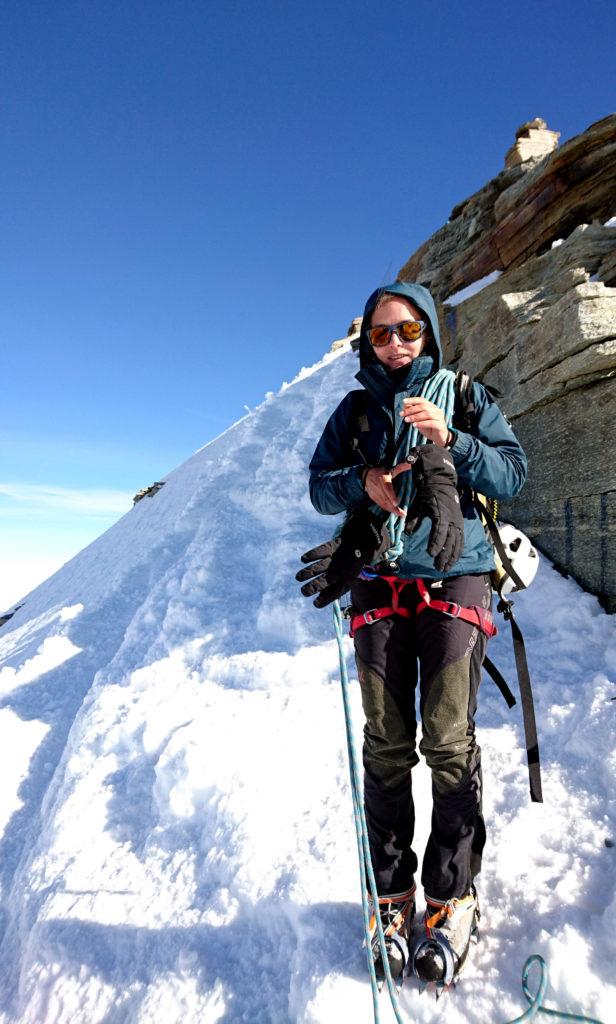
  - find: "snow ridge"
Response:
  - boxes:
[1,345,615,1022]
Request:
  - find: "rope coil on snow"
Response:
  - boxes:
[505,955,605,1024]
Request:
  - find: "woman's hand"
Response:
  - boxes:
[400,397,448,446]
[364,462,415,517]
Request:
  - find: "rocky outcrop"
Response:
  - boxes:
[330,316,362,352]
[504,118,560,168]
[399,115,616,305]
[400,116,616,610]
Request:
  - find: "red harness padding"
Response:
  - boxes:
[349,576,413,636]
[350,576,498,639]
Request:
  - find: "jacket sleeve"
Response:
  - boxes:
[450,382,528,499]
[308,392,367,515]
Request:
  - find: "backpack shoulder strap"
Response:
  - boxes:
[454,370,475,431]
[454,372,504,422]
[349,389,370,454]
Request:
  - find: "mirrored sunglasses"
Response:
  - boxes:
[367,319,427,348]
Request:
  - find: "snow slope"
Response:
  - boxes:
[0,344,615,1024]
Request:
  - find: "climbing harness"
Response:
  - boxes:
[346,565,540,801]
[348,572,515,712]
[350,574,497,641]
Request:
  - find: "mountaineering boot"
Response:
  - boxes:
[369,886,416,983]
[410,887,480,987]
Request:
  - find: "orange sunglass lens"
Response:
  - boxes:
[370,327,390,346]
[398,321,422,341]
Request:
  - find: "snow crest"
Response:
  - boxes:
[0,346,614,1022]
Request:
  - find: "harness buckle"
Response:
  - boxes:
[441,601,462,618]
[361,608,381,626]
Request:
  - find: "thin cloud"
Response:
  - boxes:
[0,482,133,516]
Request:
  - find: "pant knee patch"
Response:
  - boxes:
[356,656,418,787]
[420,655,478,793]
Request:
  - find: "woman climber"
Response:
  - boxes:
[297,280,527,987]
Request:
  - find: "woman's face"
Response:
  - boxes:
[370,297,428,371]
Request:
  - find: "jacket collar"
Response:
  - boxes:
[355,355,435,409]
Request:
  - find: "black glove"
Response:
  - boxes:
[296,510,390,608]
[404,445,464,573]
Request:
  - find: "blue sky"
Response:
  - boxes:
[1,0,614,598]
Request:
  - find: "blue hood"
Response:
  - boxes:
[358,280,442,370]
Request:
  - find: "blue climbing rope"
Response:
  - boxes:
[333,600,408,1024]
[332,603,605,1024]
[384,368,456,563]
[505,955,605,1024]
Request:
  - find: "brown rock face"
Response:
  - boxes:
[441,225,616,612]
[395,116,616,611]
[399,115,616,305]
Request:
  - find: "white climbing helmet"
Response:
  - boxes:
[493,524,540,597]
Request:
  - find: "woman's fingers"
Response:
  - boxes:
[401,398,443,419]
[403,407,440,421]
[401,397,438,411]
[399,398,448,445]
[376,480,405,516]
[402,409,444,426]
[364,468,406,516]
[390,461,415,479]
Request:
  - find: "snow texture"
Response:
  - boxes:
[0,345,615,1023]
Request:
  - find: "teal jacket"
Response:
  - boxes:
[308,281,528,580]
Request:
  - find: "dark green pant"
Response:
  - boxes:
[351,573,491,901]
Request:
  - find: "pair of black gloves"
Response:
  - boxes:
[296,445,464,607]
